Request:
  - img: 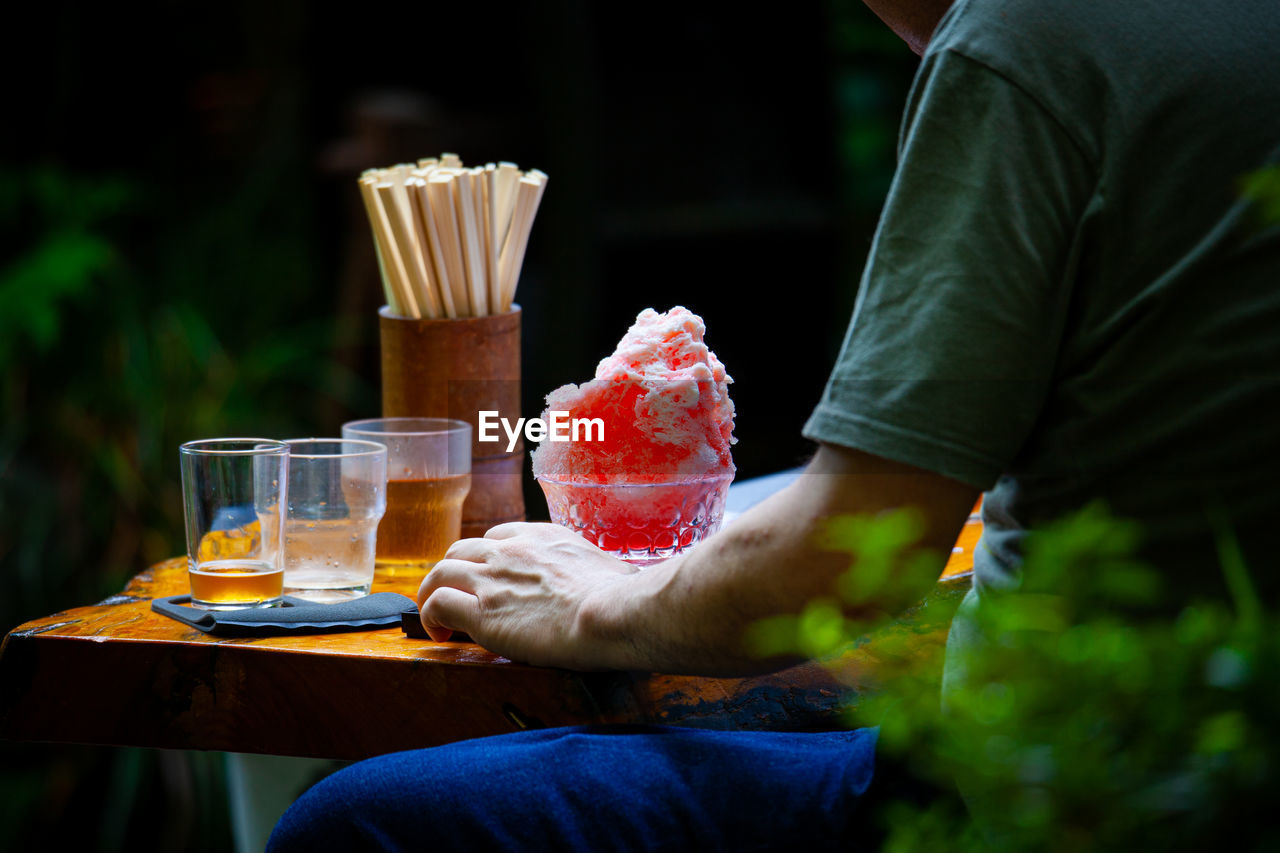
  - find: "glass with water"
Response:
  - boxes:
[282,438,388,602]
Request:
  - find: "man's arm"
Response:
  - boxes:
[418,442,977,675]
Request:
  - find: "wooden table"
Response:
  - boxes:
[0,517,980,762]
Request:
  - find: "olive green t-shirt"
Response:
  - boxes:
[803,0,1280,596]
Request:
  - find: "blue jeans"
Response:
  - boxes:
[266,724,881,852]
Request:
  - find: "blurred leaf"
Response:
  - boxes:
[1195,711,1247,756]
[1203,645,1251,690]
[1207,501,1261,639]
[0,231,114,361]
[818,507,925,604]
[744,613,803,660]
[752,499,1280,849]
[1239,165,1280,225]
[797,597,850,658]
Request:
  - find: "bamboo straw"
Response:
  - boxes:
[480,166,501,310]
[359,154,546,317]
[376,181,439,319]
[358,180,399,315]
[464,168,483,289]
[427,173,472,315]
[498,175,544,311]
[467,168,493,312]
[454,169,489,316]
[527,168,549,193]
[525,169,549,256]
[493,162,521,255]
[359,177,419,318]
[393,170,446,319]
[408,179,457,318]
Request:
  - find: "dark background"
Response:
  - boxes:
[0,1,918,849]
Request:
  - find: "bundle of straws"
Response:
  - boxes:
[359,153,547,318]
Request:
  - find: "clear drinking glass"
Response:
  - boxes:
[341,418,471,576]
[282,438,388,602]
[538,473,734,568]
[179,438,288,609]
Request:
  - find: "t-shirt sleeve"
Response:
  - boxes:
[803,47,1096,490]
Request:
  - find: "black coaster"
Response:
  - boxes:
[151,592,417,636]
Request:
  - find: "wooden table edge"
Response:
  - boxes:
[1,558,972,760]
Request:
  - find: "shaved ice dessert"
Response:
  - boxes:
[533,306,736,565]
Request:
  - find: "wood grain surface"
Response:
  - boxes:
[1,518,978,760]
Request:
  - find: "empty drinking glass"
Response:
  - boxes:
[282,438,388,602]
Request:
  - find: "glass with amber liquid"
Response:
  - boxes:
[376,473,472,566]
[179,438,288,609]
[189,558,284,605]
[342,418,471,575]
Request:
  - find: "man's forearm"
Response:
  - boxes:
[580,444,978,675]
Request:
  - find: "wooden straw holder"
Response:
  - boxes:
[379,306,525,538]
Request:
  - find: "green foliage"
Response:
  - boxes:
[0,160,370,852]
[0,164,367,628]
[1240,165,1280,226]
[751,503,1279,850]
[827,1,918,214]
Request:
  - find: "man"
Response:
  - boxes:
[269,0,1280,848]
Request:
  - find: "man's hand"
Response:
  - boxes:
[417,522,641,669]
[419,444,977,676]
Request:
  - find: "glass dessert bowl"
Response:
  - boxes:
[538,472,734,567]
